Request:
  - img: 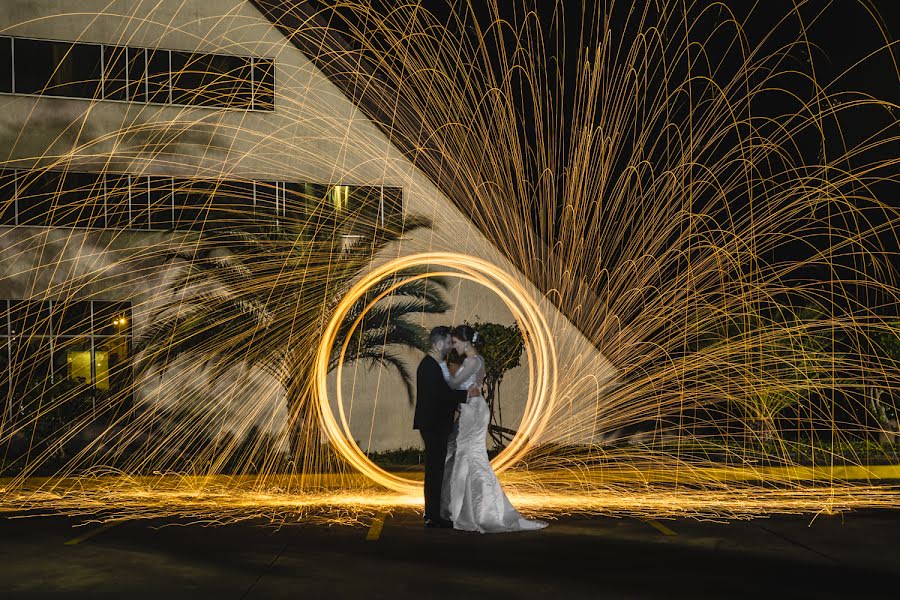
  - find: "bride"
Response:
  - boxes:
[439,325,547,533]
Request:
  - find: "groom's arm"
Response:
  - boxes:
[433,362,467,406]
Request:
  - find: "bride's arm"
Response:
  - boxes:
[446,356,478,389]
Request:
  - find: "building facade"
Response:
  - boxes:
[0,0,616,455]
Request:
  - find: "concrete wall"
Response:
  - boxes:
[0,0,617,452]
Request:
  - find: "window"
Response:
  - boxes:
[13,38,101,98]
[9,337,53,400]
[92,301,131,337]
[253,58,275,110]
[9,300,52,337]
[5,36,273,111]
[0,336,10,408]
[254,180,279,227]
[0,170,17,225]
[205,180,255,232]
[53,171,105,228]
[53,337,93,389]
[127,47,148,103]
[283,182,323,233]
[316,185,404,242]
[128,174,151,229]
[16,171,59,227]
[148,176,175,230]
[94,301,131,395]
[53,300,92,336]
[17,170,105,227]
[94,336,130,392]
[104,173,132,229]
[173,178,213,231]
[380,187,405,234]
[93,302,131,337]
[171,51,253,108]
[2,300,132,399]
[296,183,329,238]
[1,168,403,238]
[102,45,128,101]
[146,49,170,104]
[342,186,383,238]
[0,37,11,94]
[7,300,54,405]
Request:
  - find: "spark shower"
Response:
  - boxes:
[1,0,899,523]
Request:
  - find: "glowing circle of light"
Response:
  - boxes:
[314,252,558,495]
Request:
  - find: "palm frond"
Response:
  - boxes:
[138,213,443,420]
[339,347,417,405]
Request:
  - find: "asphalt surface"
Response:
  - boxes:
[1,508,898,599]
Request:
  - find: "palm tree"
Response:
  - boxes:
[712,302,837,442]
[133,214,451,474]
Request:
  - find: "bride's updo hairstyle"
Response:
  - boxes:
[451,324,486,352]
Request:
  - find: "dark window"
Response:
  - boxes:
[1,166,402,236]
[285,182,329,237]
[380,187,405,235]
[93,302,131,337]
[13,38,101,98]
[127,47,147,102]
[253,58,275,110]
[206,180,255,231]
[0,170,17,225]
[9,300,52,337]
[103,173,131,229]
[102,45,129,101]
[148,176,174,230]
[9,337,53,401]
[128,175,151,229]
[16,171,58,226]
[18,171,105,228]
[145,49,170,104]
[52,171,104,228]
[342,186,383,238]
[53,300,92,336]
[7,37,271,110]
[0,36,12,93]
[173,178,213,230]
[3,299,132,408]
[283,182,308,224]
[254,181,278,227]
[0,338,10,407]
[171,51,252,108]
[1,300,8,336]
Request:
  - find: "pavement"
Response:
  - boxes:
[1,508,899,599]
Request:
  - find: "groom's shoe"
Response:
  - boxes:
[424,518,454,529]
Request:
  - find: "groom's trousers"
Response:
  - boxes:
[420,428,450,521]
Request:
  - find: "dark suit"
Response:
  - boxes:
[414,354,467,521]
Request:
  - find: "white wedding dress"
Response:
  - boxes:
[439,356,547,533]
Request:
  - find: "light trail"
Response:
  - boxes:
[315,252,558,494]
[0,0,897,521]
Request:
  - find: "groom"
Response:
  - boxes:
[414,326,470,529]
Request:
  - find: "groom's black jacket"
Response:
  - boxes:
[413,355,466,431]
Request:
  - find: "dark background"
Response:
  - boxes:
[302,0,898,317]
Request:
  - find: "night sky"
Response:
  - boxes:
[306,0,898,312]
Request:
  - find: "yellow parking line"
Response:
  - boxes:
[366,511,388,541]
[641,518,677,536]
[64,521,122,545]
